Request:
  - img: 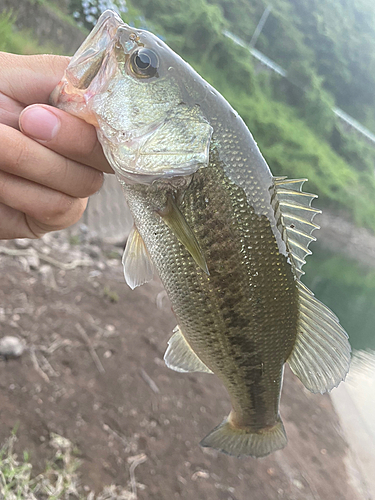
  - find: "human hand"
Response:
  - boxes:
[0,52,113,240]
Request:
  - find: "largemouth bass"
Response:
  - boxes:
[51,10,351,458]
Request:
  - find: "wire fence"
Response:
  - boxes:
[82,174,133,243]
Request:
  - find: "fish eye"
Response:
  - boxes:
[130,48,159,78]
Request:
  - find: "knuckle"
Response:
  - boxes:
[13,144,29,175]
[44,192,75,221]
[0,128,29,175]
[0,171,10,196]
[24,216,45,239]
[13,145,28,175]
[55,198,87,229]
[55,155,70,185]
[86,170,104,196]
[40,153,70,188]
[30,197,87,233]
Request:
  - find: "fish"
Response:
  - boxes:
[50,10,351,458]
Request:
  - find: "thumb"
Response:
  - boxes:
[19,104,113,174]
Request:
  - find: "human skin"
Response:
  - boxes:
[0,52,113,240]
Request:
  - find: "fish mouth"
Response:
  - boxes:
[50,11,130,112]
[65,11,122,91]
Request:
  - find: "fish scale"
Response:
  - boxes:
[123,147,298,432]
[51,9,351,458]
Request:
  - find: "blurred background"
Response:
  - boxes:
[0,0,374,499]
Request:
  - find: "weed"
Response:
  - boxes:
[103,286,119,303]
[0,433,137,499]
[0,432,81,499]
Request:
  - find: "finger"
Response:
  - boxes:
[19,104,113,173]
[0,123,104,198]
[0,91,24,129]
[0,202,34,239]
[0,170,87,237]
[0,52,70,106]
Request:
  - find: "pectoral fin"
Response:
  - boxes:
[164,326,213,374]
[287,281,351,394]
[122,226,154,289]
[159,196,209,275]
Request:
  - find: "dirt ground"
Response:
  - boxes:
[0,232,363,500]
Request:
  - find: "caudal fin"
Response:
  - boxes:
[200,417,287,458]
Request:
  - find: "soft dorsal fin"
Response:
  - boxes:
[271,177,321,278]
[164,326,213,374]
[122,225,154,289]
[287,281,351,394]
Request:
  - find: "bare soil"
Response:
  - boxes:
[0,233,362,500]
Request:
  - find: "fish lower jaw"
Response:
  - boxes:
[50,83,99,127]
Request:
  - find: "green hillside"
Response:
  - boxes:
[222,0,375,132]
[0,11,60,54]
[124,0,375,230]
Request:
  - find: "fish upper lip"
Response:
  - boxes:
[63,10,124,91]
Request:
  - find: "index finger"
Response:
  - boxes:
[0,52,70,105]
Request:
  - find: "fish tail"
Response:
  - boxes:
[200,415,287,458]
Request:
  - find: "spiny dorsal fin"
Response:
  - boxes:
[164,326,213,374]
[122,225,154,289]
[287,281,351,394]
[272,177,321,278]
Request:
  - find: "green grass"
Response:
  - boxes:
[0,433,135,499]
[0,432,82,499]
[0,11,64,54]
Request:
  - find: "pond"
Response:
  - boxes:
[304,241,375,352]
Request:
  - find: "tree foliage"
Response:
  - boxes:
[70,0,375,231]
[253,0,375,130]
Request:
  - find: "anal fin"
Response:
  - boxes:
[164,326,213,374]
[287,281,351,394]
[122,225,154,289]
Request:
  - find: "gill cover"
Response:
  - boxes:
[100,103,213,182]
